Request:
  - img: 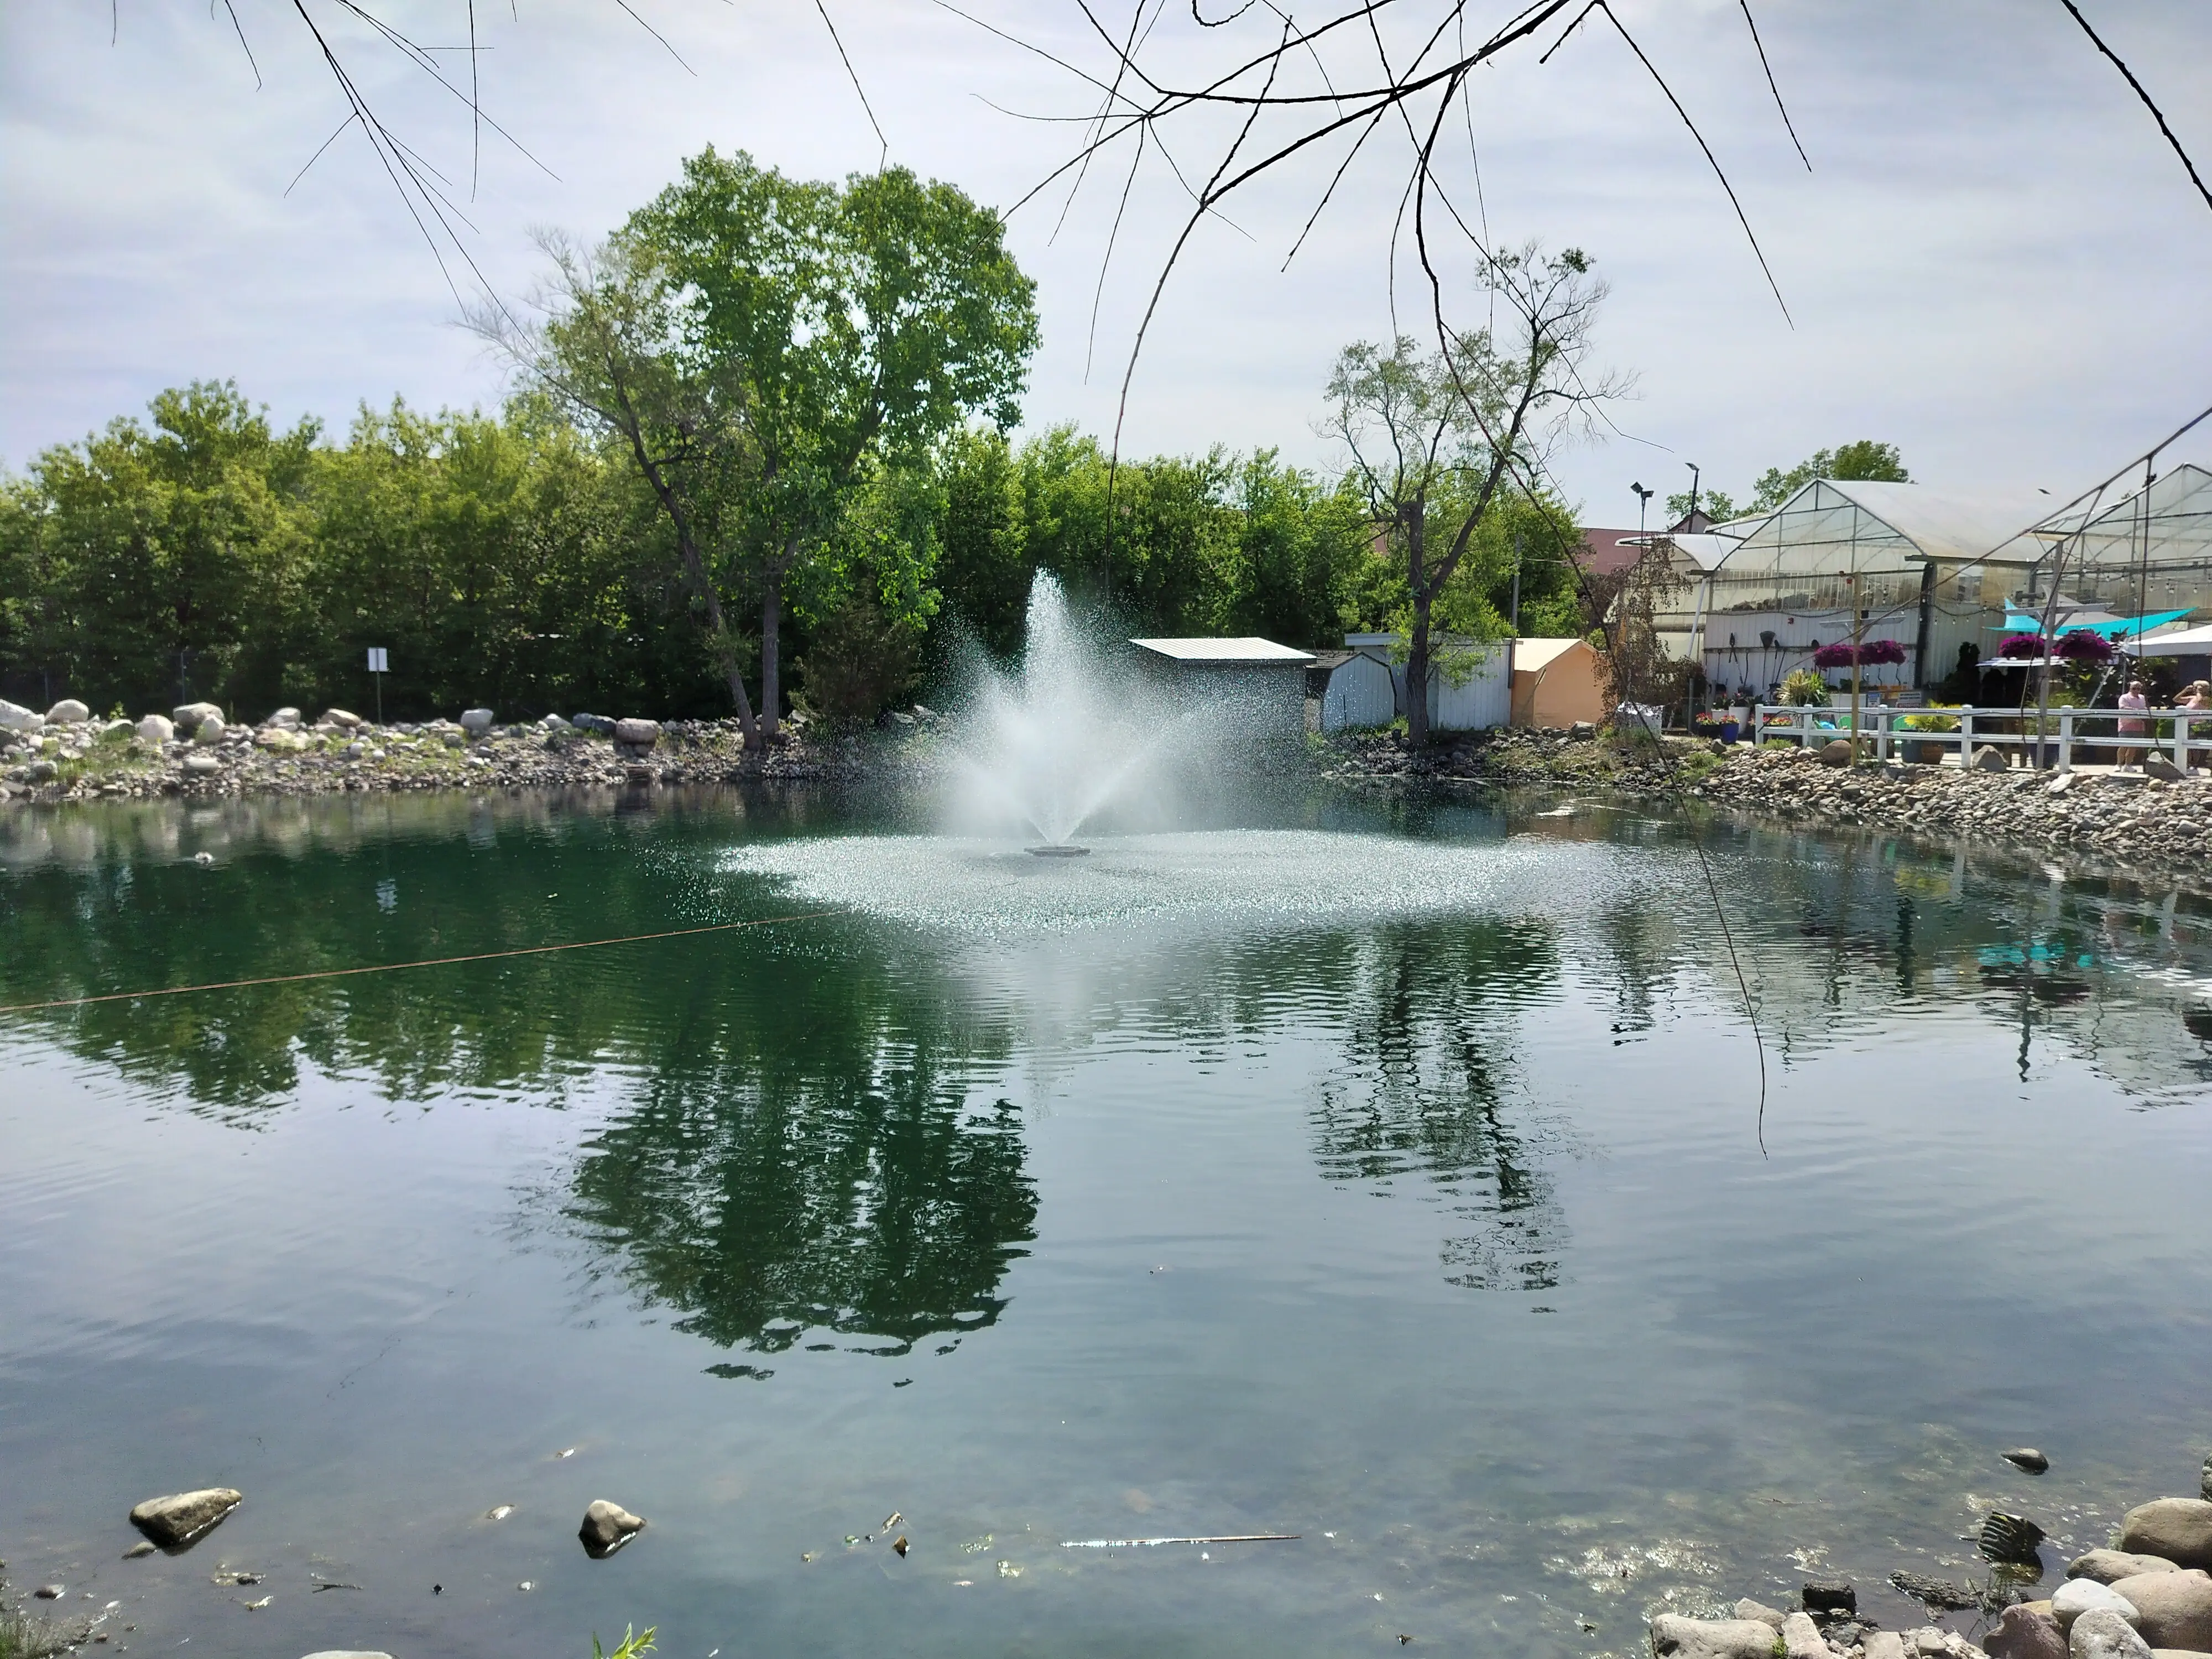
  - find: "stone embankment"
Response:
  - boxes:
[1318,723,2212,876]
[1687,744,2212,872]
[1651,1463,2212,1659]
[0,697,915,806]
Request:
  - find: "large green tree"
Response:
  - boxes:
[1667,440,1910,524]
[611,149,1040,745]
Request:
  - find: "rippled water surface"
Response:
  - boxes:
[1,785,2208,1659]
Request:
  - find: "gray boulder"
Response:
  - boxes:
[1735,1600,1788,1629]
[184,754,221,776]
[2054,1579,2140,1631]
[2069,1608,2152,1659]
[1865,1634,1908,1659]
[1972,744,2011,770]
[128,1486,242,1547]
[2006,1449,2052,1474]
[2122,1500,2212,1571]
[27,759,58,783]
[460,708,496,738]
[137,714,175,744]
[580,1498,646,1558]
[321,708,362,729]
[614,718,661,748]
[46,698,91,724]
[265,707,302,730]
[1802,1580,1856,1616]
[0,698,41,734]
[2072,1552,2180,1586]
[1649,1615,1785,1659]
[2143,754,2184,782]
[1819,739,1854,766]
[172,702,223,737]
[1779,1611,1825,1659]
[1986,1605,2066,1659]
[194,715,227,746]
[540,713,572,731]
[2106,1572,2212,1652]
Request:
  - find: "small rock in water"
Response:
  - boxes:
[35,1584,64,1599]
[122,1540,156,1559]
[2119,1501,2212,1572]
[2006,1449,2052,1475]
[579,1498,646,1558]
[484,1504,515,1521]
[1649,1614,1787,1659]
[2052,1579,2139,1631]
[129,1486,242,1547]
[1985,1605,2066,1659]
[2070,1552,2179,1586]
[1803,1579,1858,1616]
[2068,1607,2152,1659]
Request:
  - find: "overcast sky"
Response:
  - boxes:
[5,0,2209,528]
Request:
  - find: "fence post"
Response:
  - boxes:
[2058,709,2074,774]
[2176,708,2190,771]
[1959,706,1974,766]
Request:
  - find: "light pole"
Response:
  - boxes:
[1684,463,1701,525]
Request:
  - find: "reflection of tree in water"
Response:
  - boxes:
[565,1053,1037,1357]
[1311,919,1571,1292]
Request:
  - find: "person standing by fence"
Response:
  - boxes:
[2180,681,2211,769]
[2117,679,2150,771]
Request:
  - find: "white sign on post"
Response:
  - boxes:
[367,647,389,673]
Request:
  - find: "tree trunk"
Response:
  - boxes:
[759,580,781,742]
[1406,591,1433,748]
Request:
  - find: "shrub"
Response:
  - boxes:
[1780,669,1829,707]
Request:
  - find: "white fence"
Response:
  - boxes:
[1754,704,2212,770]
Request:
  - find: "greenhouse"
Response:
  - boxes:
[1640,479,2051,700]
[2026,463,2212,632]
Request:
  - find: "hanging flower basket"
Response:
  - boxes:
[1810,639,1907,670]
[2054,629,2115,662]
[1999,633,2046,660]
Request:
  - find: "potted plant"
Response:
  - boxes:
[1898,706,1961,764]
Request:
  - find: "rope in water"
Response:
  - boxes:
[0,909,848,1016]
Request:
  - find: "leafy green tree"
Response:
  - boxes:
[619,149,1040,744]
[3,382,319,717]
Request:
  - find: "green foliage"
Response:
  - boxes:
[1670,440,1910,523]
[592,1625,656,1659]
[1780,668,1831,707]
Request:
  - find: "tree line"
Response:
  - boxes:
[1,150,1588,732]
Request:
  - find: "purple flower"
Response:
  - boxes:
[2054,629,2114,661]
[2000,633,2046,659]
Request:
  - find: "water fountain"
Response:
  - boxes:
[946,572,1195,854]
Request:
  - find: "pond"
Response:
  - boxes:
[1,784,2208,1659]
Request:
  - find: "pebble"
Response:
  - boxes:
[35,1584,64,1598]
[2006,1449,2052,1474]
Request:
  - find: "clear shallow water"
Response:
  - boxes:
[1,786,2208,1659]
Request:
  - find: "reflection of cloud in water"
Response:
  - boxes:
[722,829,1626,938]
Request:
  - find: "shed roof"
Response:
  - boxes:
[1513,637,1592,672]
[1130,636,1316,664]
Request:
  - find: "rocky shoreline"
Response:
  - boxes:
[0,698,905,806]
[1314,726,2212,879]
[1651,1457,2212,1659]
[11,692,2212,883]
